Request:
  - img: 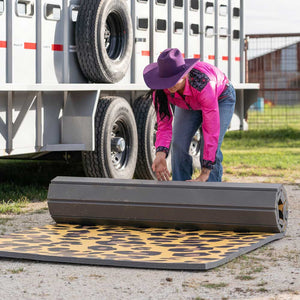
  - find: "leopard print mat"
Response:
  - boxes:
[0,224,284,270]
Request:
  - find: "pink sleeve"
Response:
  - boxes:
[198,82,220,162]
[153,91,173,149]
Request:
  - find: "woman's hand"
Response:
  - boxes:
[187,168,211,182]
[152,152,170,181]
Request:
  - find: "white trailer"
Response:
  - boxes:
[0,0,258,179]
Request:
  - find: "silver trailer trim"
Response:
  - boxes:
[0,83,259,92]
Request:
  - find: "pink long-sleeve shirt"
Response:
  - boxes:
[154,61,229,163]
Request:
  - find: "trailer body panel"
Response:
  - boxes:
[0,0,259,159]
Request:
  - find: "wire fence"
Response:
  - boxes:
[245,33,300,130]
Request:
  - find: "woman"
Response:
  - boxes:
[143,48,236,182]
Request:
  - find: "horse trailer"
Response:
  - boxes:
[0,0,258,179]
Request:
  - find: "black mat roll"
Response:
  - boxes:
[47,177,288,233]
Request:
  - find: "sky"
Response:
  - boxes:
[244,0,300,34]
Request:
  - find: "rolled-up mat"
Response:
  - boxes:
[0,177,288,270]
[48,177,288,233]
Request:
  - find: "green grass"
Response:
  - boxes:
[222,127,300,149]
[257,281,268,287]
[193,127,300,183]
[248,105,300,130]
[202,283,228,289]
[0,183,47,203]
[0,159,84,186]
[0,199,28,214]
[7,268,24,274]
[221,127,300,183]
[0,159,84,214]
[256,287,269,293]
[235,275,256,281]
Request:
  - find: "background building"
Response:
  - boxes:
[246,34,300,129]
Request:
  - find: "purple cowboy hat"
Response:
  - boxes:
[143,48,199,90]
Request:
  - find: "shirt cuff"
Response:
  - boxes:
[156,146,169,158]
[202,159,215,170]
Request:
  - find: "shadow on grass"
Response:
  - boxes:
[0,158,85,202]
[0,159,85,186]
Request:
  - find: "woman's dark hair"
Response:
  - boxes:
[153,89,171,120]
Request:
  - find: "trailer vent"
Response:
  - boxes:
[174,21,183,34]
[16,0,34,17]
[219,4,227,16]
[156,0,166,5]
[190,0,199,11]
[0,0,4,14]
[71,6,78,22]
[45,4,61,21]
[233,30,240,39]
[137,0,148,3]
[156,19,167,32]
[233,7,240,17]
[190,24,199,35]
[137,18,148,30]
[205,2,214,14]
[174,0,183,8]
[219,27,228,38]
[205,26,214,37]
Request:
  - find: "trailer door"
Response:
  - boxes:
[12,0,36,83]
[151,0,168,62]
[119,0,131,84]
[231,0,241,83]
[132,0,150,84]
[217,0,229,75]
[40,0,63,83]
[170,0,185,55]
[187,0,201,60]
[202,0,215,64]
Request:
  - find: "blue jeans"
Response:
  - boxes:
[171,83,236,182]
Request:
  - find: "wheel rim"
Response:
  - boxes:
[111,118,131,170]
[104,11,125,60]
[190,130,201,156]
[151,122,158,159]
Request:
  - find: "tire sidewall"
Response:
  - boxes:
[96,0,133,82]
[101,99,137,178]
[147,106,173,175]
[144,103,157,178]
[134,97,172,180]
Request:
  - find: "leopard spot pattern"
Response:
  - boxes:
[0,224,276,265]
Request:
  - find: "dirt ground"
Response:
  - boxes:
[0,185,299,300]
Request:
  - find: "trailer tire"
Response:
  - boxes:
[133,95,172,180]
[82,97,138,179]
[76,0,133,83]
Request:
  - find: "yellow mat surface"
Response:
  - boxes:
[0,224,283,270]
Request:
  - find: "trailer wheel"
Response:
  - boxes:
[76,0,133,83]
[133,95,172,180]
[82,97,138,179]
